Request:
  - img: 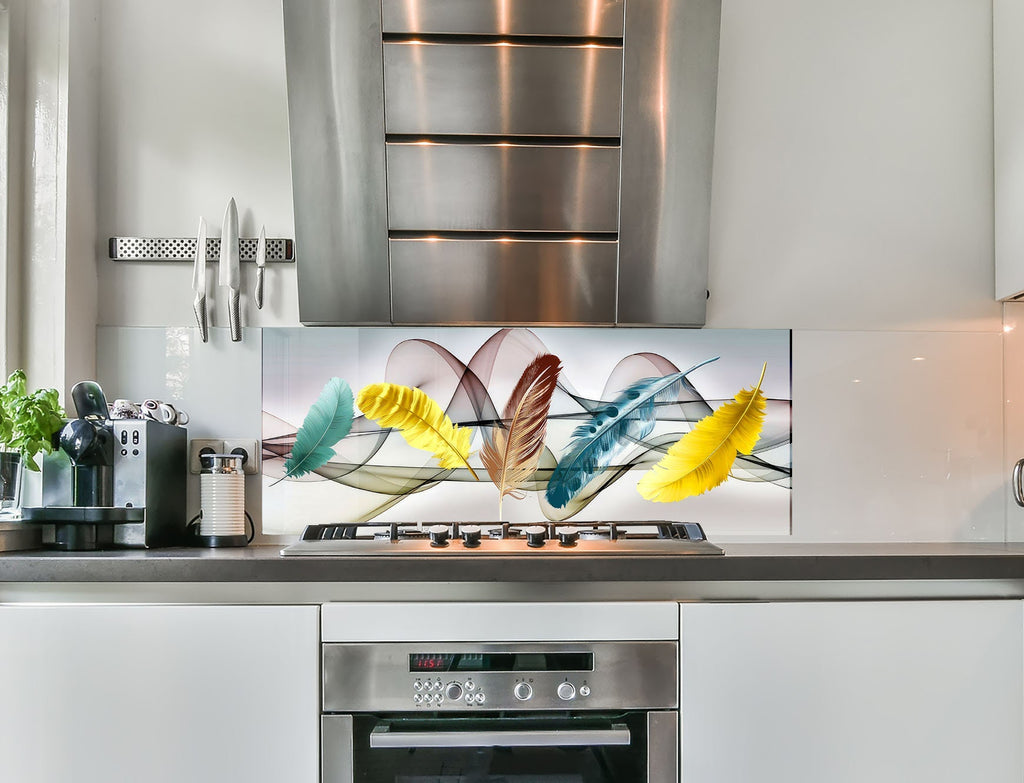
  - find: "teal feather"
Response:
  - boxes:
[545,358,718,508]
[281,378,354,480]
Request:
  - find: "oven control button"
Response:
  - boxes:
[434,693,443,704]
[445,682,464,701]
[557,526,580,547]
[557,682,576,701]
[413,680,423,691]
[465,694,473,705]
[579,685,591,697]
[465,680,476,691]
[413,694,423,705]
[474,692,486,705]
[524,525,547,548]
[513,682,533,701]
[428,524,450,547]
[461,525,482,548]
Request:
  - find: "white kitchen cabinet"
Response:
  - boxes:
[996,0,1024,299]
[679,600,1023,783]
[0,604,319,783]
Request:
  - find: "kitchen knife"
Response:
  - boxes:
[192,216,209,342]
[219,197,241,342]
[254,224,266,310]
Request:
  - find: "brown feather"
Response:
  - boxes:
[481,354,561,513]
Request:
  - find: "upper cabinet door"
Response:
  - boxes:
[995,0,1024,300]
[284,0,720,327]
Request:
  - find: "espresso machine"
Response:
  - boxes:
[22,381,187,550]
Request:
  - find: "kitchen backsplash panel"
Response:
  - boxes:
[94,326,1006,542]
[261,328,792,536]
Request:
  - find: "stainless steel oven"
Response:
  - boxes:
[321,640,678,782]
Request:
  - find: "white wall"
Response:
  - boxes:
[90,0,1006,542]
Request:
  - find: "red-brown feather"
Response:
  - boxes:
[481,353,562,503]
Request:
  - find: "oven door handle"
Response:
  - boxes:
[369,723,632,749]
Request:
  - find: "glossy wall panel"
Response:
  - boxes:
[791,330,1004,542]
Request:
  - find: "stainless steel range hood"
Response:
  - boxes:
[283,0,721,326]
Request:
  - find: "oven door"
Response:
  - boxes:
[323,711,677,783]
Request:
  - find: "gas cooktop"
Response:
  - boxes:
[280,521,723,557]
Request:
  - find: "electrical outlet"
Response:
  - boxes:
[188,439,224,474]
[223,438,261,475]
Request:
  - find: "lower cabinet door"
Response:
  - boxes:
[0,604,319,783]
[680,600,1023,783]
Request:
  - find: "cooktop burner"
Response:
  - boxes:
[280,521,724,556]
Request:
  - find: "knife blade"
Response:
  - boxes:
[219,197,241,342]
[254,224,266,310]
[192,217,209,342]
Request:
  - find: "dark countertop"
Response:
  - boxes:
[3,542,1024,583]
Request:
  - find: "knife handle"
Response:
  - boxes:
[228,289,241,342]
[193,294,209,343]
[255,267,265,310]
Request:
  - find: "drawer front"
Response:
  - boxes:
[386,143,621,232]
[384,42,623,137]
[390,239,617,324]
[381,0,625,37]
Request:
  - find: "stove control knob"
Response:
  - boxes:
[557,526,579,547]
[461,525,482,548]
[445,682,464,701]
[557,682,576,701]
[524,525,547,548]
[513,682,533,701]
[428,524,450,547]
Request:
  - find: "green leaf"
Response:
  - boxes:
[0,371,65,471]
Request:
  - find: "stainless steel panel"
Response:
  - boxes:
[382,0,625,37]
[647,711,679,783]
[386,143,621,231]
[322,715,354,783]
[390,238,617,324]
[384,42,622,137]
[283,0,391,325]
[617,0,721,326]
[322,641,678,712]
[369,723,631,748]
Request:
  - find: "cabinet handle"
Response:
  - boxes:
[1013,459,1024,507]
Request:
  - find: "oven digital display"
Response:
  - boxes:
[409,652,594,673]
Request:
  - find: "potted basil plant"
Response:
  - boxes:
[0,370,65,515]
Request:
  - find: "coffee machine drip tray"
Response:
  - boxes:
[20,506,146,551]
[21,507,145,523]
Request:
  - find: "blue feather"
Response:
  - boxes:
[281,378,354,480]
[545,358,718,508]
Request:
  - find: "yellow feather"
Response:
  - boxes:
[357,382,479,480]
[637,363,767,503]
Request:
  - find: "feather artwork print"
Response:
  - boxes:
[480,353,562,520]
[279,377,354,482]
[357,382,479,480]
[637,363,768,502]
[545,357,718,509]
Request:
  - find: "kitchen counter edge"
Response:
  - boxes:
[2,542,1024,584]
